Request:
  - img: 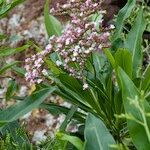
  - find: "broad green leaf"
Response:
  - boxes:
[0,45,30,57]
[114,49,132,78]
[84,113,115,150]
[44,0,62,37]
[104,49,115,68]
[141,64,150,93]
[88,52,112,87]
[118,67,150,150]
[0,87,55,127]
[113,0,136,41]
[0,61,19,74]
[57,132,84,150]
[124,8,146,78]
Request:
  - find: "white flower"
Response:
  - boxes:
[56,60,62,66]
[65,38,70,45]
[32,130,47,143]
[98,44,102,49]
[80,12,83,17]
[109,24,115,29]
[42,69,48,76]
[45,44,52,52]
[37,79,42,84]
[73,51,78,57]
[84,50,90,54]
[83,83,89,90]
[72,57,76,61]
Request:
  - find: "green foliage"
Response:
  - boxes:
[57,132,84,150]
[0,0,25,18]
[44,0,62,37]
[60,105,78,132]
[0,61,19,75]
[118,67,150,149]
[12,66,26,77]
[141,64,150,93]
[38,136,67,150]
[0,0,149,149]
[114,49,132,78]
[0,121,34,150]
[124,3,150,33]
[0,87,55,127]
[40,103,85,123]
[84,113,115,150]
[124,8,146,78]
[0,45,30,57]
[5,79,18,101]
[113,0,136,44]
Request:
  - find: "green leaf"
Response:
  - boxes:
[113,0,136,41]
[45,59,62,75]
[57,132,84,150]
[0,87,55,127]
[44,0,62,37]
[0,3,11,16]
[124,8,146,78]
[60,105,78,132]
[55,87,93,115]
[0,45,30,57]
[118,67,150,150]
[0,0,3,5]
[10,0,25,9]
[0,0,25,18]
[114,49,132,78]
[5,79,18,101]
[89,52,112,87]
[84,113,115,150]
[0,121,31,149]
[12,66,26,76]
[40,103,85,122]
[104,49,115,69]
[0,61,19,75]
[58,74,104,117]
[141,64,150,93]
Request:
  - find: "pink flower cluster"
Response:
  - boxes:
[25,0,113,89]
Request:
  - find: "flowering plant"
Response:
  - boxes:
[25,0,113,89]
[0,0,150,149]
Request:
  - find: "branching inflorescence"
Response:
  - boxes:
[25,0,113,89]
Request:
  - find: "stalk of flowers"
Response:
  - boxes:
[25,0,113,90]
